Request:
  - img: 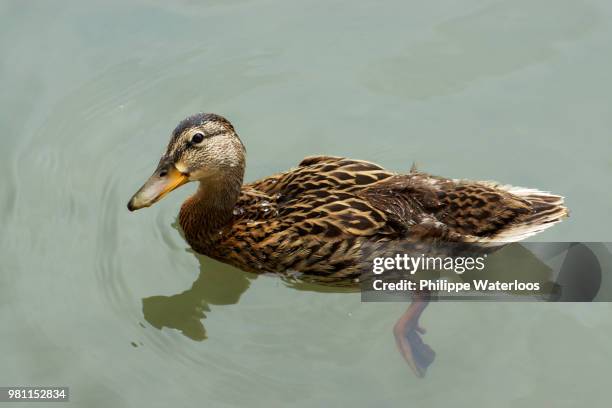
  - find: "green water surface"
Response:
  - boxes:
[1,0,612,407]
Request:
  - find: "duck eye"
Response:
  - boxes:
[191,133,204,144]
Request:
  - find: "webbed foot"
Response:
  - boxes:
[393,293,435,377]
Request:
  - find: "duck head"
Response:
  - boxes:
[127,113,245,211]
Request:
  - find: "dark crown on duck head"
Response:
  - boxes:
[172,113,235,137]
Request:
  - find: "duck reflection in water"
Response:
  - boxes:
[142,246,357,342]
[143,251,255,341]
[130,113,569,377]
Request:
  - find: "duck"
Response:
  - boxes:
[128,112,569,377]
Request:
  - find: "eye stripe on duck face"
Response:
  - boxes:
[183,128,207,147]
[186,129,229,147]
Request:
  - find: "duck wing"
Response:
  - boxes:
[359,171,569,243]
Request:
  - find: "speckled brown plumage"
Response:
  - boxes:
[128,113,568,286]
[180,155,568,285]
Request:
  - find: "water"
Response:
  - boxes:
[2,0,612,406]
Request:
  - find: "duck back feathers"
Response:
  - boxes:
[184,156,568,280]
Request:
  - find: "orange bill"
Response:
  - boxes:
[127,165,189,211]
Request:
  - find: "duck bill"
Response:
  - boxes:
[127,165,189,211]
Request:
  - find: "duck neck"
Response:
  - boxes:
[179,166,244,247]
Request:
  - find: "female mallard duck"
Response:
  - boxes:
[128,113,568,377]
